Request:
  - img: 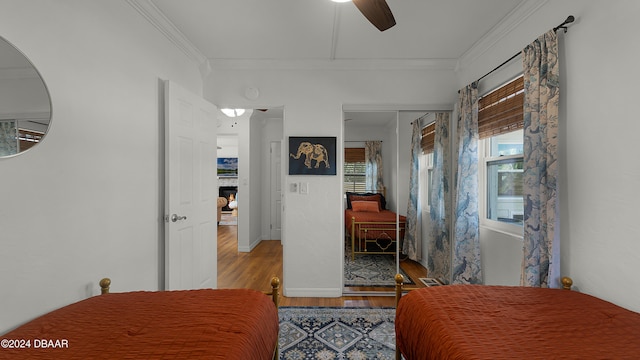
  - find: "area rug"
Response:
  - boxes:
[278,307,396,360]
[219,213,237,225]
[344,248,414,287]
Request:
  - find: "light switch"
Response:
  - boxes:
[299,182,308,195]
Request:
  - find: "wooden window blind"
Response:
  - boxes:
[344,148,366,193]
[478,76,524,139]
[420,122,436,154]
[18,129,43,151]
[344,147,365,162]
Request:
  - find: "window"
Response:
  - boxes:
[344,148,366,193]
[420,152,434,209]
[479,76,524,228]
[484,131,523,225]
[420,121,436,209]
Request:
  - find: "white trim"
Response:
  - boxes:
[285,287,342,298]
[342,104,453,112]
[210,58,458,71]
[125,0,209,68]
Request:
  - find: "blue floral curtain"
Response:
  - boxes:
[0,120,18,156]
[404,121,421,261]
[453,83,482,284]
[365,141,383,192]
[521,30,560,288]
[428,113,451,281]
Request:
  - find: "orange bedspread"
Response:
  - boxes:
[0,288,278,360]
[396,285,640,359]
[345,209,405,240]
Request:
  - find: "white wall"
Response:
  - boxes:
[0,1,202,333]
[457,0,640,311]
[204,68,457,296]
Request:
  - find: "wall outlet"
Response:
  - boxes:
[289,182,298,193]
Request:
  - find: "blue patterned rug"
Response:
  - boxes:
[344,248,414,287]
[278,307,396,360]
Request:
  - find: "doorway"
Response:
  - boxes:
[216,107,285,289]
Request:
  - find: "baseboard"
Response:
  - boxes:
[284,287,342,298]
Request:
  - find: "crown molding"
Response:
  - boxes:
[125,0,209,75]
[210,58,458,71]
[456,0,549,72]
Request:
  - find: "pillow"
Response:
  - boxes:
[351,201,380,213]
[346,192,386,210]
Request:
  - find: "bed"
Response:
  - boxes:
[0,278,280,360]
[345,190,406,260]
[393,274,640,359]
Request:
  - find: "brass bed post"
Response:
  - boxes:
[395,273,404,360]
[351,216,356,261]
[99,278,111,294]
[561,276,573,290]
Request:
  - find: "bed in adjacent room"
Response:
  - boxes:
[393,275,640,359]
[345,190,405,260]
[0,278,280,360]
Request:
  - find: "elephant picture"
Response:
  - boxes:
[290,142,330,169]
[289,137,336,175]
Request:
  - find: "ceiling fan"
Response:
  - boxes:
[351,0,396,31]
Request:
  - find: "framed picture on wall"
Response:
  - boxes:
[217,157,238,177]
[289,136,336,175]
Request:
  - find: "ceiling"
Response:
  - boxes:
[142,0,528,129]
[149,0,525,64]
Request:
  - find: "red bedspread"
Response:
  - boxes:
[396,285,640,359]
[0,288,278,360]
[345,209,405,240]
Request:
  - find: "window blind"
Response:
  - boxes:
[420,122,435,154]
[478,76,524,139]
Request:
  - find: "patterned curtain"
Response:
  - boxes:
[0,120,18,156]
[428,113,451,281]
[521,30,560,288]
[453,83,482,285]
[365,141,383,192]
[404,121,421,261]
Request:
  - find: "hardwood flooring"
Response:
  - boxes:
[217,221,428,307]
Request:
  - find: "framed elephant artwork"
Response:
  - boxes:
[289,136,336,175]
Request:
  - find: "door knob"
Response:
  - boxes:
[171,214,187,222]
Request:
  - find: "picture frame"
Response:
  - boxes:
[288,136,336,175]
[217,157,238,177]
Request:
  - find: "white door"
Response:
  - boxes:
[270,141,282,240]
[164,80,218,290]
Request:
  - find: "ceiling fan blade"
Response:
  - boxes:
[352,0,396,31]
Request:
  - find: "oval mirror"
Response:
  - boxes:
[0,36,52,157]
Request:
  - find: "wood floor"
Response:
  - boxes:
[217,220,428,307]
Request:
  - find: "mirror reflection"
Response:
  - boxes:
[343,110,445,294]
[0,36,52,157]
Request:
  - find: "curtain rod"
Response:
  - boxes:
[475,15,575,84]
[345,140,383,143]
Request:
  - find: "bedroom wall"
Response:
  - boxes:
[204,68,457,296]
[457,0,640,311]
[0,0,202,333]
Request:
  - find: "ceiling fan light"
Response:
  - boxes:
[221,108,245,117]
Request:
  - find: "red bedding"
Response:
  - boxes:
[396,285,640,359]
[345,209,405,240]
[0,288,278,360]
